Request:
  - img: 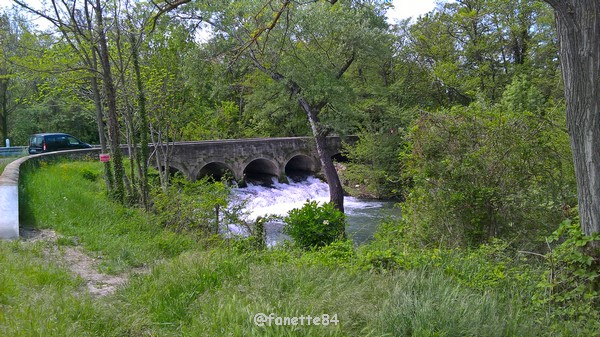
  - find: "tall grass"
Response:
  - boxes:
[101,247,536,337]
[0,160,572,336]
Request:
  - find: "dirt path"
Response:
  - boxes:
[20,228,130,296]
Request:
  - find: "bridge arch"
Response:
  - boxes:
[284,153,318,179]
[242,157,280,185]
[197,162,235,182]
[331,152,349,163]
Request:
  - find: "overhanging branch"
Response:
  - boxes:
[337,51,355,79]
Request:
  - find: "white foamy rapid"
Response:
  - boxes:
[232,176,384,221]
[226,176,393,246]
[223,177,399,246]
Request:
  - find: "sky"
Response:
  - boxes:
[387,0,437,22]
[0,0,439,23]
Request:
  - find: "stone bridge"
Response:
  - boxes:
[149,136,350,182]
[0,136,352,239]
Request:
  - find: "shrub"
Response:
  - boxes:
[533,220,600,334]
[283,201,346,249]
[296,239,356,267]
[340,132,408,199]
[401,99,576,248]
[151,177,235,234]
[80,168,99,182]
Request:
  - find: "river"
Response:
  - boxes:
[228,176,400,246]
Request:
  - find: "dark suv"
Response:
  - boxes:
[28,133,92,154]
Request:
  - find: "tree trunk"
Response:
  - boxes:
[544,0,600,246]
[0,77,7,143]
[84,0,113,193]
[297,96,345,213]
[114,17,137,202]
[90,66,114,192]
[315,133,345,213]
[129,29,150,210]
[94,0,125,203]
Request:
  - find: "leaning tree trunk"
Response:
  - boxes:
[298,97,345,213]
[544,0,600,247]
[246,55,346,212]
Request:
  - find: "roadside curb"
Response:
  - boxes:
[0,149,101,239]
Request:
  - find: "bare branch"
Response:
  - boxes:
[150,0,193,32]
[234,0,291,59]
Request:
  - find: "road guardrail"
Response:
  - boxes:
[0,147,27,157]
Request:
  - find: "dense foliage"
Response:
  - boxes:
[151,176,233,234]
[533,220,600,332]
[402,95,575,248]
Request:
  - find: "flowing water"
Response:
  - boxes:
[229,176,400,246]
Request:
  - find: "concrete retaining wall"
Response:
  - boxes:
[0,148,101,240]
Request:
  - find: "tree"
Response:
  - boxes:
[108,1,155,207]
[14,0,129,201]
[92,0,126,202]
[408,0,558,106]
[0,13,15,143]
[0,11,31,144]
[161,0,391,212]
[541,1,600,247]
[142,15,197,190]
[240,1,390,212]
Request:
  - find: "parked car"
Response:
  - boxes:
[28,133,92,154]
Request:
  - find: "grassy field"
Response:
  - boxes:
[0,161,592,336]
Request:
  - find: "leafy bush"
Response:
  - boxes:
[151,177,235,234]
[296,239,356,267]
[79,168,98,182]
[401,97,576,247]
[340,132,409,199]
[359,220,541,293]
[533,220,600,334]
[283,201,346,249]
[339,106,412,199]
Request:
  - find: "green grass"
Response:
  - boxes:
[1,157,17,174]
[0,160,588,336]
[0,241,107,337]
[1,153,27,174]
[19,161,197,273]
